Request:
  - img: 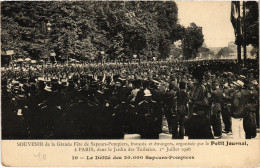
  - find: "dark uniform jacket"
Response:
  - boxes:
[232,89,252,118]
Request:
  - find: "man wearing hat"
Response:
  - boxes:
[251,80,259,129]
[164,80,176,134]
[113,90,136,138]
[222,83,236,134]
[231,80,248,139]
[190,69,209,117]
[137,89,161,139]
[129,79,141,103]
[2,78,15,138]
[185,103,214,139]
[149,80,163,134]
[173,79,189,139]
[135,80,147,106]
[98,87,117,139]
[242,80,258,139]
[209,80,223,138]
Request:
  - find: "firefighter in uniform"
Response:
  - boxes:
[137,89,161,139]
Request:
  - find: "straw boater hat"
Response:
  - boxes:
[250,80,258,86]
[239,75,246,79]
[44,85,52,92]
[223,83,229,88]
[233,80,244,87]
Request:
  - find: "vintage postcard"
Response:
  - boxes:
[1,0,259,167]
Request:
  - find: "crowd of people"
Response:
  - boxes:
[1,59,259,139]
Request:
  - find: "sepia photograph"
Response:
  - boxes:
[1,1,259,141]
[2,1,260,167]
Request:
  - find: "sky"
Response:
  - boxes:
[176,1,235,48]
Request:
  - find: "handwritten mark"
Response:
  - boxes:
[33,152,46,160]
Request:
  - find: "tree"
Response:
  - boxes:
[217,47,234,58]
[1,1,99,60]
[170,41,183,60]
[182,23,204,59]
[250,47,258,57]
[153,1,182,59]
[1,1,196,61]
[198,47,215,58]
[245,1,258,47]
[107,33,124,61]
[245,1,259,59]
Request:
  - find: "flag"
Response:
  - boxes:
[231,1,241,36]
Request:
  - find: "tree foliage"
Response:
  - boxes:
[244,1,259,59]
[198,47,215,58]
[217,47,234,58]
[245,1,259,48]
[1,1,204,61]
[181,23,204,59]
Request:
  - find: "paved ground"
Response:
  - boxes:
[124,129,260,140]
[125,115,260,139]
